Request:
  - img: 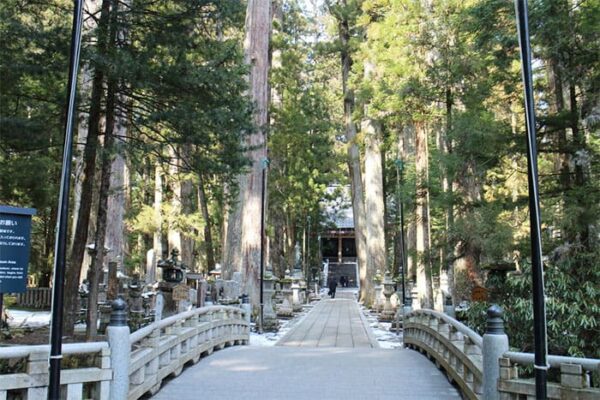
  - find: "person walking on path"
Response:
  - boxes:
[328,279,338,298]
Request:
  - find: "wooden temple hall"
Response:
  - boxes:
[319,185,359,288]
[321,231,359,288]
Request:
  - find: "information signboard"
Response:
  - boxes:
[0,205,36,293]
[471,286,488,302]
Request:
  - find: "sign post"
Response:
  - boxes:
[0,205,36,327]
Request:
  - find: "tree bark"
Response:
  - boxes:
[337,2,369,303]
[223,0,271,304]
[362,118,386,306]
[443,87,456,302]
[152,162,163,277]
[63,0,111,336]
[167,150,182,256]
[87,59,118,339]
[198,174,215,273]
[415,121,433,309]
[104,130,127,270]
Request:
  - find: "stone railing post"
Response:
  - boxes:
[107,297,131,400]
[483,305,509,400]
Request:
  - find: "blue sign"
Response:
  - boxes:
[0,205,36,293]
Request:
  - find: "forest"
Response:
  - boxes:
[1,0,599,360]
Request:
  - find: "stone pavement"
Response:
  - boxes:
[276,296,378,348]
[148,290,461,400]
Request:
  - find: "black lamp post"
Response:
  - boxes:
[514,1,548,398]
[394,159,407,305]
[48,1,84,398]
[259,157,269,333]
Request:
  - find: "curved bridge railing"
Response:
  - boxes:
[127,305,249,399]
[0,304,249,400]
[403,309,483,400]
[499,352,600,399]
[403,307,600,400]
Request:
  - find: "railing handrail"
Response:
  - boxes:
[504,351,600,372]
[0,341,108,359]
[129,305,245,344]
[406,308,483,347]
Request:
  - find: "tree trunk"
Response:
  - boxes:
[87,62,117,339]
[63,0,112,336]
[443,87,456,302]
[179,154,194,269]
[362,118,386,306]
[198,174,216,273]
[223,0,271,304]
[167,151,182,256]
[149,162,164,283]
[104,131,127,270]
[415,121,433,309]
[337,3,368,303]
[569,82,590,248]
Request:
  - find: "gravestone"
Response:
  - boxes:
[155,291,164,322]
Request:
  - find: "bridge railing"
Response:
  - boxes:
[0,303,249,400]
[403,306,600,400]
[403,309,483,400]
[0,342,111,399]
[127,305,249,400]
[499,352,600,399]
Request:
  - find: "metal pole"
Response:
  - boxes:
[514,1,548,398]
[395,160,407,304]
[0,293,4,327]
[48,1,84,398]
[259,158,268,333]
[399,165,406,305]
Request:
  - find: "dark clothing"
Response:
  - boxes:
[328,281,338,298]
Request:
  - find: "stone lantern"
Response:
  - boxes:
[379,273,396,322]
[373,269,384,312]
[262,272,279,331]
[157,249,188,315]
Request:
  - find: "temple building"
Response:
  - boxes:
[320,186,358,288]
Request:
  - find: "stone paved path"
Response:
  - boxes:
[148,292,461,400]
[276,297,378,348]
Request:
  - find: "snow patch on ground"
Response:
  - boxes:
[5,309,51,328]
[361,305,404,350]
[249,304,313,347]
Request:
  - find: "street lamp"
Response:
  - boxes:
[514,1,548,398]
[48,1,84,398]
[394,159,407,305]
[259,157,269,333]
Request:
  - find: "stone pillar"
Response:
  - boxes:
[263,274,279,331]
[291,279,302,312]
[108,297,131,400]
[154,292,164,322]
[483,305,509,400]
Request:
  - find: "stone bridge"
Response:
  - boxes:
[1,294,599,399]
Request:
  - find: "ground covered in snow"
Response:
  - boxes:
[4,299,404,349]
[248,300,404,349]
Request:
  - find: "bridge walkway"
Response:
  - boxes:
[148,290,461,400]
